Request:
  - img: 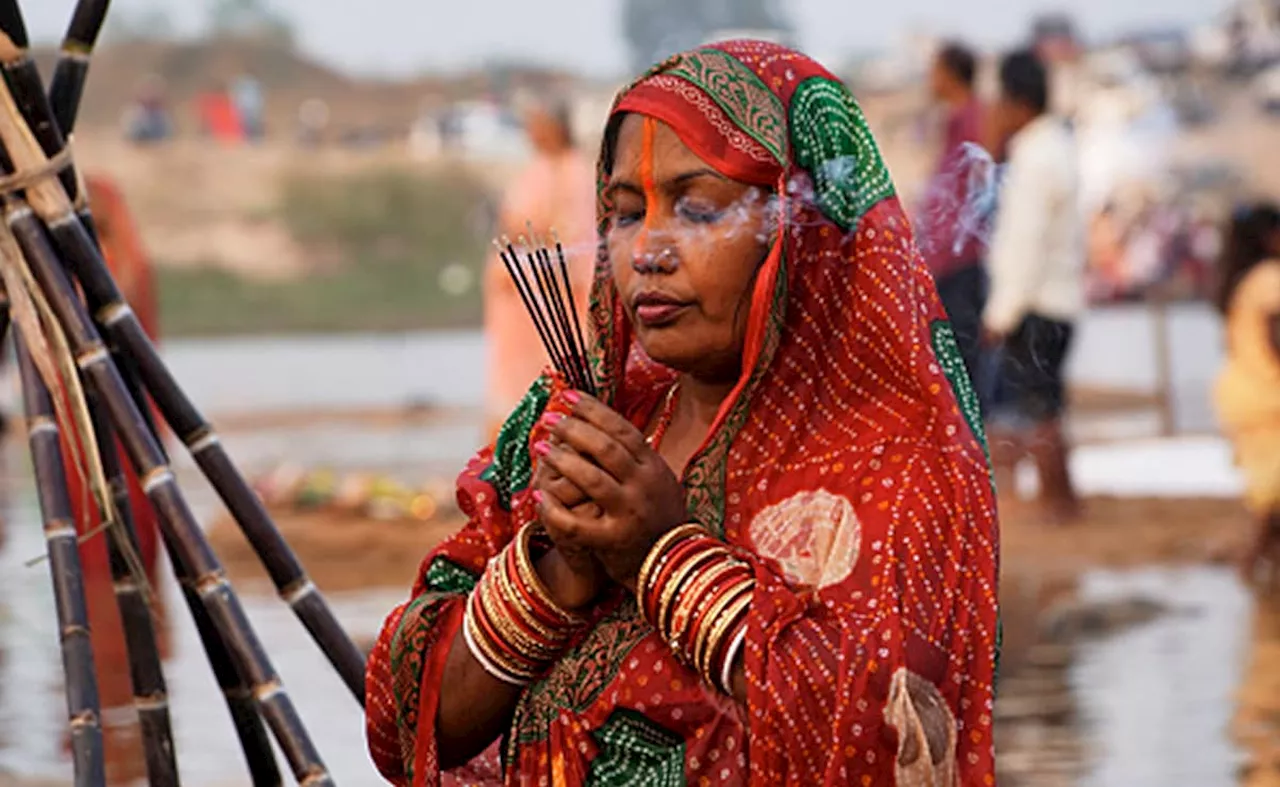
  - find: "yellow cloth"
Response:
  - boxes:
[1215,260,1280,513]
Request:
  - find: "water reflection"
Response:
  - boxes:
[1071,567,1253,787]
[1234,595,1280,786]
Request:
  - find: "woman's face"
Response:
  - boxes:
[604,114,774,382]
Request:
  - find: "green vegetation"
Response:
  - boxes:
[157,166,497,336]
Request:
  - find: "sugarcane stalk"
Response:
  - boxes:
[13,325,106,787]
[81,390,182,786]
[6,202,333,782]
[0,10,365,702]
[46,0,108,137]
[165,536,282,787]
[0,3,162,447]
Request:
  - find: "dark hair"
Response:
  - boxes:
[998,49,1049,115]
[937,42,977,88]
[1216,202,1280,314]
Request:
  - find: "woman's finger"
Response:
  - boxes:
[548,413,638,480]
[534,442,590,504]
[536,442,622,505]
[544,501,603,550]
[562,392,648,459]
[542,473,588,508]
[535,487,591,543]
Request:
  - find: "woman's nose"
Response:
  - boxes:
[631,227,678,274]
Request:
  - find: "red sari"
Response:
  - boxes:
[367,41,999,786]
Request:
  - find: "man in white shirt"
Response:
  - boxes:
[983,50,1086,524]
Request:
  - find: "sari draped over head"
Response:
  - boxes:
[367,41,999,786]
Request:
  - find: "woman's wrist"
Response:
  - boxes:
[462,524,587,686]
[635,525,755,694]
[535,547,598,611]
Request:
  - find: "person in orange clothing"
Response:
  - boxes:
[58,174,168,782]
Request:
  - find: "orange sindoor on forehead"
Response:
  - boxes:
[640,116,658,235]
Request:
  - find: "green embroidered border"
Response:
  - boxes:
[388,591,456,784]
[508,599,651,751]
[663,47,788,164]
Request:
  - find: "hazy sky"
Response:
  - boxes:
[23,0,1232,78]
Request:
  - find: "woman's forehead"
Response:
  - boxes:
[610,115,707,180]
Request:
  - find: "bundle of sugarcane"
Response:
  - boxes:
[0,1,371,784]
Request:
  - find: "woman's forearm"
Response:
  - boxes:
[435,546,596,769]
[435,624,524,770]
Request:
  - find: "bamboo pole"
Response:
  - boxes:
[13,326,106,787]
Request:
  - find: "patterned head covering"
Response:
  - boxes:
[583,39,1000,782]
[366,40,999,786]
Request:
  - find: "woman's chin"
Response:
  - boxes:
[635,334,697,371]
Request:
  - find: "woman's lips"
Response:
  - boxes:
[632,293,691,327]
[634,302,688,326]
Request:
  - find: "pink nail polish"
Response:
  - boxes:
[562,390,582,405]
[542,412,564,427]
[533,441,552,457]
[532,490,544,504]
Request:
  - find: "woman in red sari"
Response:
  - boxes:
[367,41,999,786]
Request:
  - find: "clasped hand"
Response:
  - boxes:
[531,391,687,597]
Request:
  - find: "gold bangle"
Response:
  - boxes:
[656,546,721,639]
[637,523,707,597]
[699,587,754,681]
[689,572,750,670]
[493,550,564,644]
[694,581,753,677]
[515,523,585,626]
[476,574,553,662]
[668,556,737,652]
[463,594,528,686]
[465,592,538,682]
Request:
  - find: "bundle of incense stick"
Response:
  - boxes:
[495,230,597,395]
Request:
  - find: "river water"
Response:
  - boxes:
[0,307,1258,785]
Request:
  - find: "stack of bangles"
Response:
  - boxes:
[463,523,586,686]
[636,524,756,694]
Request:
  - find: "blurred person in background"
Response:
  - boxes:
[916,41,992,391]
[1214,203,1280,586]
[232,73,266,142]
[60,175,167,780]
[121,74,172,146]
[483,92,596,440]
[983,49,1086,524]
